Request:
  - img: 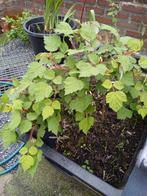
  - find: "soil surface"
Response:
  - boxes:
[54,107,145,188]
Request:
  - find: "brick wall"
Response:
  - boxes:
[0,0,24,17]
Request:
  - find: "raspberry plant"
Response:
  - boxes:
[0,19,147,174]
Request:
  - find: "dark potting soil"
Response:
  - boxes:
[54,106,145,188]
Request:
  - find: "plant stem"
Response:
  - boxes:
[80,0,87,23]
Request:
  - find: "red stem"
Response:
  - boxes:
[80,0,87,23]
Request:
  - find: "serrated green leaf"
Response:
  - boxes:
[75,112,84,121]
[19,146,28,155]
[44,70,55,80]
[117,107,132,120]
[118,55,136,72]
[138,108,147,119]
[106,91,127,112]
[88,53,100,64]
[29,146,38,156]
[27,112,38,121]
[19,120,32,134]
[114,81,124,90]
[42,106,54,120]
[55,22,73,36]
[20,155,34,171]
[139,56,147,69]
[52,100,61,110]
[79,116,94,134]
[53,76,62,84]
[60,41,69,54]
[70,96,92,112]
[80,23,97,41]
[9,111,21,129]
[140,92,147,107]
[76,61,106,77]
[102,79,112,90]
[121,72,134,86]
[130,87,140,98]
[44,35,61,52]
[29,82,53,102]
[1,94,9,103]
[12,99,23,110]
[64,77,84,95]
[47,115,60,135]
[27,62,46,80]
[111,60,118,69]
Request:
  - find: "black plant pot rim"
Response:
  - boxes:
[23,16,76,38]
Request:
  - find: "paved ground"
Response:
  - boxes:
[0,167,12,196]
[3,158,99,196]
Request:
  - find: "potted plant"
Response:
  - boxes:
[1,14,147,195]
[23,0,76,54]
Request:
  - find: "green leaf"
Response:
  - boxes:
[127,38,143,52]
[20,155,34,171]
[117,107,132,120]
[106,91,127,112]
[101,24,119,39]
[29,82,53,102]
[102,80,112,90]
[64,77,84,95]
[121,72,134,86]
[55,22,73,36]
[44,35,61,52]
[47,115,60,135]
[111,60,118,69]
[19,120,32,134]
[118,56,136,72]
[70,96,92,112]
[140,92,147,107]
[139,56,147,69]
[44,70,55,80]
[114,81,124,90]
[29,146,38,156]
[9,111,21,129]
[79,117,94,134]
[76,61,106,77]
[12,99,23,110]
[53,76,63,85]
[130,87,140,98]
[88,53,100,64]
[27,62,46,80]
[80,23,97,41]
[42,106,54,120]
[19,146,28,155]
[52,100,61,110]
[1,94,9,103]
[138,108,147,119]
[75,112,84,121]
[96,64,107,75]
[60,41,69,54]
[27,112,38,121]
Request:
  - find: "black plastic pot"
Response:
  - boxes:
[23,16,77,55]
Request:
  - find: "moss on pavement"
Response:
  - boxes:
[4,158,99,196]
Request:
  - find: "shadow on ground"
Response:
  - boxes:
[4,158,99,196]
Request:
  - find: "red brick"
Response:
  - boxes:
[117,21,139,31]
[97,0,110,7]
[96,16,112,25]
[131,15,147,24]
[117,11,129,19]
[126,30,142,38]
[122,4,147,14]
[86,6,104,15]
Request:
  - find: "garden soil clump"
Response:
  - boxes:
[55,108,145,188]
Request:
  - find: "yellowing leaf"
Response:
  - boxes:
[106,91,127,112]
[52,100,61,110]
[102,79,112,90]
[42,106,54,120]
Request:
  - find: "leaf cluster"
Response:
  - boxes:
[1,20,147,173]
